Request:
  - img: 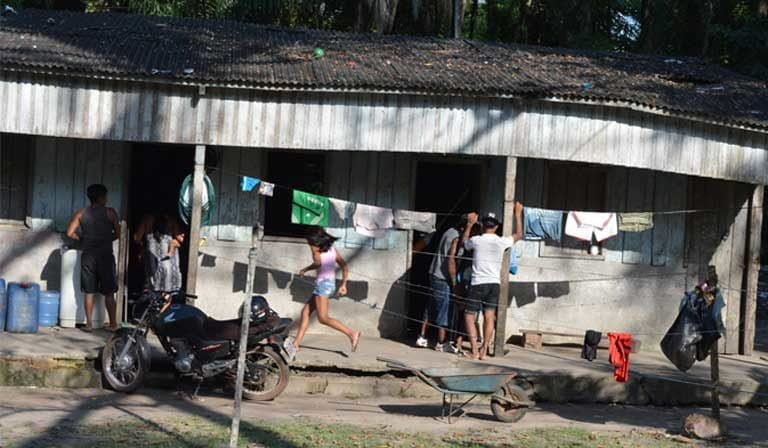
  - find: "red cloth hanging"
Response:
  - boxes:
[607,332,632,383]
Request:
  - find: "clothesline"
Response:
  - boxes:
[205,250,760,338]
[208,165,762,220]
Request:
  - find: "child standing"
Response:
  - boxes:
[286,227,361,360]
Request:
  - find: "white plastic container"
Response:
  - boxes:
[59,248,106,328]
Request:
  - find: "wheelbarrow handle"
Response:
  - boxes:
[376,356,414,371]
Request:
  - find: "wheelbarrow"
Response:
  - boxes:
[378,357,534,423]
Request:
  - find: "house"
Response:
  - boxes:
[1,9,767,354]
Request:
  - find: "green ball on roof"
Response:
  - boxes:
[313,48,325,59]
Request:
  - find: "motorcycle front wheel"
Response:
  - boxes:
[102,333,146,393]
[240,346,289,401]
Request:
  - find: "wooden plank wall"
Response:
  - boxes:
[207,149,413,250]
[203,147,263,242]
[2,73,767,186]
[514,158,688,267]
[29,137,128,231]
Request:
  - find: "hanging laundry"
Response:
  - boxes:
[353,204,394,238]
[240,176,260,192]
[660,284,724,372]
[291,190,330,227]
[523,207,563,241]
[581,330,602,362]
[618,212,654,232]
[257,181,275,197]
[328,198,353,228]
[608,332,632,382]
[393,210,437,233]
[565,212,618,242]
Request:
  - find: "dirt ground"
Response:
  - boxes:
[1,387,767,447]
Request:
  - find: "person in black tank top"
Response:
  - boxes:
[66,184,120,331]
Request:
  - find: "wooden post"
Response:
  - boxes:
[186,145,206,302]
[710,344,721,420]
[493,156,517,357]
[229,237,258,448]
[116,220,129,323]
[743,184,764,356]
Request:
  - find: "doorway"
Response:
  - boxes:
[407,159,484,337]
[127,144,194,299]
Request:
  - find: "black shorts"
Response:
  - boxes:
[466,283,500,314]
[81,251,118,295]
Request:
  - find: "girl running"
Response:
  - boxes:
[287,227,361,359]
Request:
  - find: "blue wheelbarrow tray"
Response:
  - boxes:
[420,365,518,394]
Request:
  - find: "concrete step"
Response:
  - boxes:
[2,354,767,407]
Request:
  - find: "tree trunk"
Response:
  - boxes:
[354,1,370,32]
[487,0,498,40]
[469,0,478,38]
[680,0,713,56]
[452,0,462,38]
[637,0,654,52]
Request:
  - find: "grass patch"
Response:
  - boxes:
[14,417,690,448]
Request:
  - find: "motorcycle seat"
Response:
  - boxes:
[203,318,242,340]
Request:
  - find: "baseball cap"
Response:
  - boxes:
[481,213,501,229]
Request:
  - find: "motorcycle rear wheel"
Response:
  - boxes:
[241,347,289,401]
[102,333,146,393]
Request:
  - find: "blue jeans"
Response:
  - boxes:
[425,276,451,328]
[524,207,563,241]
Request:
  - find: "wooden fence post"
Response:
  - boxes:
[229,233,258,447]
[494,156,517,357]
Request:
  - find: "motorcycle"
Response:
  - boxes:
[102,291,293,401]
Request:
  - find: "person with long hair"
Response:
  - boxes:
[143,213,184,294]
[286,227,361,360]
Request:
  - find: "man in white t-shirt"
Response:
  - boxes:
[462,203,523,360]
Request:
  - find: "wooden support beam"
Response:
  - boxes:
[493,156,517,357]
[742,184,764,356]
[116,220,129,323]
[185,145,206,300]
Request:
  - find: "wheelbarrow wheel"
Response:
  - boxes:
[491,384,530,423]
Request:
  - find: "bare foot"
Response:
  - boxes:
[80,325,93,333]
[103,324,119,332]
[479,346,488,361]
[351,331,361,352]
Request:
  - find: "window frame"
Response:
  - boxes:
[261,150,328,242]
[539,161,609,260]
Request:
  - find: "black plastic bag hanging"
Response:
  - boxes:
[660,292,702,372]
[660,290,723,372]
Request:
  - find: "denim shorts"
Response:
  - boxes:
[313,279,336,297]
[426,276,451,328]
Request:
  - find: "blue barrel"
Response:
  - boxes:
[0,279,6,331]
[38,291,60,327]
[6,283,40,333]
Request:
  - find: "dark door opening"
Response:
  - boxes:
[408,160,484,338]
[127,144,194,298]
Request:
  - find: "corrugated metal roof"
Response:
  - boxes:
[1,9,767,130]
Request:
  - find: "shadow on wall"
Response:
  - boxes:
[227,259,369,303]
[40,248,62,291]
[377,270,411,340]
[510,281,571,308]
